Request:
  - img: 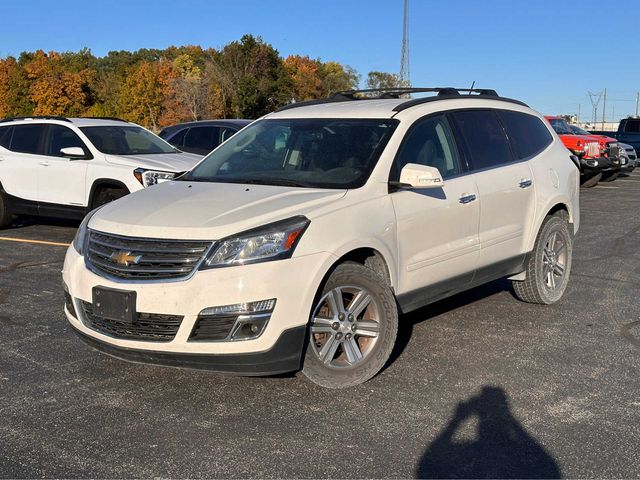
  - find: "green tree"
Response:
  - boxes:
[318,61,360,95]
[211,34,291,118]
[365,71,408,91]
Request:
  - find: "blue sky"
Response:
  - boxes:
[1,0,638,120]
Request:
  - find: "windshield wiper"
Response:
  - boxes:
[236,178,313,188]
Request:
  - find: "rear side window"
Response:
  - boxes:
[392,115,462,180]
[183,126,220,155]
[497,110,553,160]
[0,126,13,149]
[10,124,46,154]
[167,128,187,147]
[451,110,514,170]
[624,120,640,133]
[45,125,89,157]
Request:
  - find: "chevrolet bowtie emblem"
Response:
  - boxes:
[110,250,141,266]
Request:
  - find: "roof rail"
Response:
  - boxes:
[274,87,527,113]
[0,115,72,123]
[78,116,129,122]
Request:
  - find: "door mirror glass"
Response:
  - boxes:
[399,163,444,189]
[60,146,86,158]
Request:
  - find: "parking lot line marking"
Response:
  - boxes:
[0,236,70,247]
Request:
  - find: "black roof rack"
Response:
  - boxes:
[274,87,528,113]
[78,116,129,122]
[0,115,72,123]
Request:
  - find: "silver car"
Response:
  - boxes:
[620,142,637,173]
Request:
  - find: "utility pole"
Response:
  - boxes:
[636,92,639,117]
[588,91,603,126]
[399,0,410,86]
[601,88,607,130]
[577,104,581,124]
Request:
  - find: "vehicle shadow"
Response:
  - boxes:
[388,278,513,368]
[416,386,561,479]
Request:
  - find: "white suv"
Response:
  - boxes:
[0,116,203,227]
[62,88,580,388]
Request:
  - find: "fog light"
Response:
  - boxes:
[195,299,276,342]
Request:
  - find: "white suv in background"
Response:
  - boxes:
[0,116,203,227]
[62,88,580,388]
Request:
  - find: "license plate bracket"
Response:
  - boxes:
[92,286,137,323]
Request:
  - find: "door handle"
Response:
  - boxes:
[39,161,49,166]
[459,193,477,204]
[519,179,533,188]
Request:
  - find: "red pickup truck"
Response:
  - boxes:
[545,116,621,186]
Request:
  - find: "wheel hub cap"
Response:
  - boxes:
[310,286,381,368]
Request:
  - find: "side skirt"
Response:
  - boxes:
[396,253,530,314]
[3,190,87,220]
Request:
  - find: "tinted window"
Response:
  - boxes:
[392,115,461,181]
[498,110,553,160]
[10,124,46,154]
[46,125,88,157]
[80,126,176,155]
[0,126,13,149]
[167,128,187,147]
[624,120,640,133]
[451,110,513,170]
[548,118,573,135]
[183,126,220,155]
[185,119,398,189]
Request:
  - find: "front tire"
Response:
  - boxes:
[302,262,398,388]
[600,171,619,182]
[580,171,601,188]
[0,191,13,229]
[512,214,573,305]
[92,187,127,209]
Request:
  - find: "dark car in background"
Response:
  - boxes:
[590,118,640,154]
[159,119,252,155]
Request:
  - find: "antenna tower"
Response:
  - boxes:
[400,0,410,86]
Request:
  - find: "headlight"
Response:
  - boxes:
[201,216,310,269]
[133,168,178,187]
[72,208,101,255]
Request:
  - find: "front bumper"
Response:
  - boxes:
[62,246,336,373]
[580,156,613,174]
[73,325,306,375]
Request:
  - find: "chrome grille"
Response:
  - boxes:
[86,230,213,280]
[607,142,620,158]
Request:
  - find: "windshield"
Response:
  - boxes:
[570,125,590,135]
[183,118,399,189]
[548,119,574,135]
[80,125,178,155]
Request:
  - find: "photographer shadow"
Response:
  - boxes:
[416,386,561,479]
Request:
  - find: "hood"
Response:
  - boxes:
[90,181,347,239]
[104,152,203,172]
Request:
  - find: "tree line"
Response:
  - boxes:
[0,34,406,130]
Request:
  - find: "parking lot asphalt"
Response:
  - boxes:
[1,175,640,479]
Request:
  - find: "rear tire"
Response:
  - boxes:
[512,214,573,305]
[92,187,127,209]
[302,262,398,388]
[0,191,13,229]
[600,171,619,182]
[580,172,601,188]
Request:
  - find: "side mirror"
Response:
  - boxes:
[399,163,444,189]
[60,146,86,159]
